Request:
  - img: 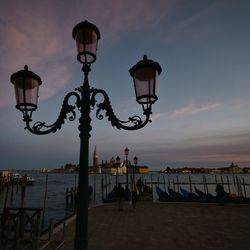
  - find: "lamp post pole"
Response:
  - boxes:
[10,20,162,250]
[75,64,91,249]
[133,156,138,189]
[124,147,129,198]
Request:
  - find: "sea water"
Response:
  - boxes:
[0,172,249,230]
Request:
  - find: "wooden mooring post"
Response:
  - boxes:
[65,187,77,208]
[242,177,247,198]
[93,173,96,201]
[42,174,49,229]
[220,175,224,189]
[189,175,193,193]
[227,176,231,193]
[163,174,166,192]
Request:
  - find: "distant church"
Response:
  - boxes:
[90,147,149,175]
[92,146,101,174]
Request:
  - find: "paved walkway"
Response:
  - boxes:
[51,202,250,250]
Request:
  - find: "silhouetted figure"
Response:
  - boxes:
[136,178,143,197]
[124,185,131,201]
[131,188,138,211]
[116,183,125,211]
[216,184,226,204]
[88,185,93,201]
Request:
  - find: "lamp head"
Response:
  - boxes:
[124,147,129,157]
[10,65,42,112]
[133,156,138,165]
[116,156,121,165]
[129,55,162,106]
[72,20,100,64]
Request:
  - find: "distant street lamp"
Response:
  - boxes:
[124,147,130,197]
[133,156,138,189]
[10,20,162,250]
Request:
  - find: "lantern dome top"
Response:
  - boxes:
[72,20,100,40]
[129,55,162,77]
[10,65,42,86]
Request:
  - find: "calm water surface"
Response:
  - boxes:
[1,172,250,230]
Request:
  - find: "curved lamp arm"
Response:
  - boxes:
[23,92,81,135]
[90,88,152,131]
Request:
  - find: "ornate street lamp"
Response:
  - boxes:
[124,147,130,198]
[125,147,129,157]
[10,20,162,250]
[116,156,121,165]
[133,156,138,165]
[133,156,138,189]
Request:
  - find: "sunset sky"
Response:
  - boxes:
[0,0,250,170]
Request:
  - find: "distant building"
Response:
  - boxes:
[242,168,250,173]
[110,160,127,176]
[136,166,149,174]
[90,146,101,174]
[93,146,99,168]
[217,162,243,174]
[158,162,246,174]
[0,170,11,178]
[90,148,151,175]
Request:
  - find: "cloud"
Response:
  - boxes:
[150,113,162,121]
[0,0,178,108]
[112,101,222,123]
[135,131,250,167]
[169,102,221,119]
[160,2,219,43]
[90,0,172,40]
[39,64,71,100]
[0,2,73,107]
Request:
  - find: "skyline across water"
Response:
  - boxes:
[1,172,250,230]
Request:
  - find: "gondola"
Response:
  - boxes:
[102,189,117,203]
[194,187,216,202]
[155,186,171,202]
[180,187,199,201]
[143,183,153,194]
[168,187,184,201]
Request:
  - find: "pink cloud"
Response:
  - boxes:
[112,101,221,123]
[150,113,162,121]
[0,6,73,107]
[0,0,177,107]
[137,132,250,167]
[160,2,219,44]
[94,0,173,39]
[170,103,221,118]
[39,64,71,100]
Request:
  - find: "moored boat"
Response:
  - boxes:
[168,187,184,201]
[11,173,35,185]
[194,187,215,202]
[155,186,171,202]
[180,187,199,201]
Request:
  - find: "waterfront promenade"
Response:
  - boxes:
[48,201,250,250]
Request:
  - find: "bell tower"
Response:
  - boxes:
[93,146,99,168]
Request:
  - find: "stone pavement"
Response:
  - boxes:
[53,202,250,250]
